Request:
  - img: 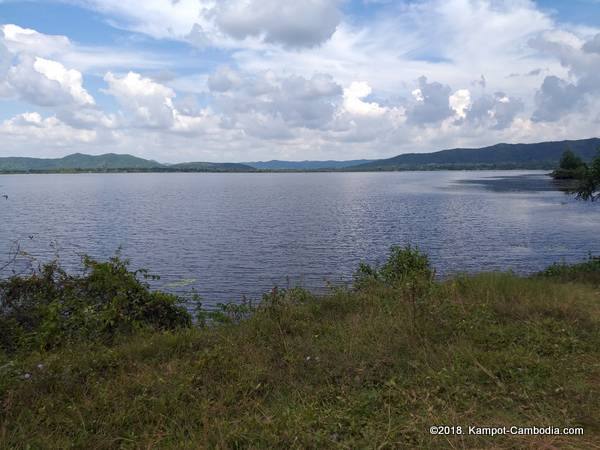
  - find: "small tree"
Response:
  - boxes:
[552,149,588,180]
[559,149,584,171]
[576,149,600,201]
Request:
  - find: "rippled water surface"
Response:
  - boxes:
[1,171,599,306]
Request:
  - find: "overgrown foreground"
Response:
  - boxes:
[1,249,600,449]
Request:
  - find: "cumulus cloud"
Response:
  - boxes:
[57,109,118,130]
[532,76,580,122]
[343,82,387,116]
[1,25,96,106]
[1,112,97,144]
[583,33,600,54]
[103,71,217,135]
[208,66,242,92]
[7,55,95,107]
[66,0,342,49]
[449,89,471,119]
[104,71,177,128]
[214,0,343,48]
[1,24,70,57]
[530,31,600,122]
[464,92,524,130]
[210,70,343,134]
[0,40,11,96]
[407,76,453,125]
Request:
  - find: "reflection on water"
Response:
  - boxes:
[1,171,599,306]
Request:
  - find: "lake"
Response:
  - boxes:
[1,171,599,307]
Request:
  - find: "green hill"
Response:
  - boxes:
[1,138,599,173]
[354,138,600,170]
[0,153,164,172]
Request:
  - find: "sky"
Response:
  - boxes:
[0,0,599,163]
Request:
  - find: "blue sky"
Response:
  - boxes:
[0,0,598,162]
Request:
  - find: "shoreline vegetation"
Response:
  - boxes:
[551,149,600,201]
[1,137,599,174]
[2,248,600,448]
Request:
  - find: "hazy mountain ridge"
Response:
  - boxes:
[1,138,598,172]
[353,138,600,170]
[168,162,255,171]
[245,160,375,170]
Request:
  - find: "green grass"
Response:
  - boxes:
[2,259,600,448]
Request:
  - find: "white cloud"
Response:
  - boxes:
[65,0,343,49]
[343,82,386,116]
[210,70,343,134]
[0,112,97,146]
[208,66,242,92]
[103,71,217,135]
[0,1,599,162]
[1,24,70,56]
[464,91,524,130]
[33,57,94,105]
[530,31,600,122]
[67,0,210,42]
[104,71,177,128]
[583,33,600,54]
[407,76,453,125]
[1,23,171,74]
[449,89,471,119]
[7,55,95,107]
[214,0,343,48]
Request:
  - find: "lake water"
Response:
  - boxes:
[1,171,599,307]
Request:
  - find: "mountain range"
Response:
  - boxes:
[244,160,375,170]
[353,138,600,170]
[0,138,598,173]
[0,153,254,172]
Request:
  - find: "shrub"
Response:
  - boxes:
[537,253,600,284]
[575,149,600,201]
[354,246,433,288]
[551,149,588,181]
[0,256,191,354]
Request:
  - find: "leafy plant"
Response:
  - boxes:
[551,149,588,180]
[354,246,433,288]
[0,256,191,354]
[575,149,600,201]
[537,252,600,284]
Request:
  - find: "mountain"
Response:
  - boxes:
[245,160,375,170]
[353,138,600,170]
[0,153,163,171]
[168,162,255,172]
[1,138,599,173]
[0,154,254,172]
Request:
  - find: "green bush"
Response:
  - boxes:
[354,246,433,288]
[0,256,191,354]
[551,149,588,181]
[537,253,600,284]
[575,149,600,201]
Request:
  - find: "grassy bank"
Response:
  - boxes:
[1,250,600,449]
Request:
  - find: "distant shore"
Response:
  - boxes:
[0,165,558,175]
[1,138,598,174]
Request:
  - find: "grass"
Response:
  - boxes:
[1,254,600,449]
